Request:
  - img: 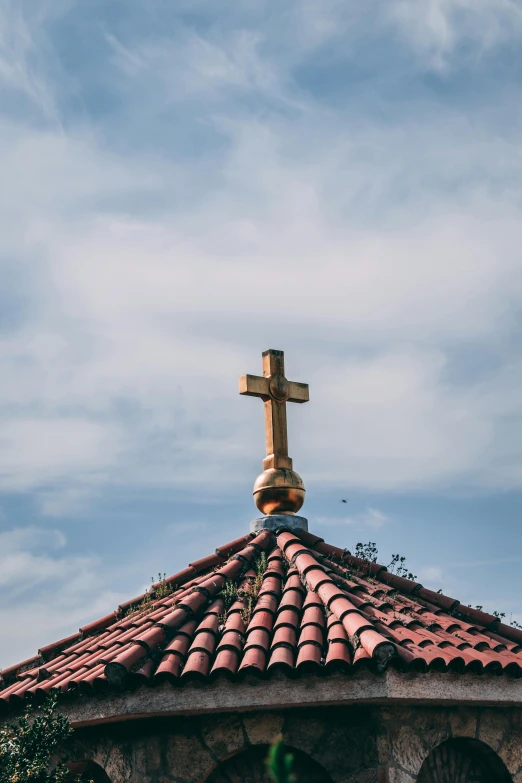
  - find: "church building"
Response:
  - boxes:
[1,350,522,782]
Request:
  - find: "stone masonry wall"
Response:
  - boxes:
[70,704,522,783]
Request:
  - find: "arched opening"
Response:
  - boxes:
[417,737,512,783]
[205,743,332,783]
[67,760,112,783]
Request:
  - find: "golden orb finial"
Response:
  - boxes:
[239,349,309,515]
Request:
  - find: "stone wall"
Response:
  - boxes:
[70,704,522,783]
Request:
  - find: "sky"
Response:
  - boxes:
[1,0,522,668]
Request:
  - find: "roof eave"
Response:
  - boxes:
[58,668,522,729]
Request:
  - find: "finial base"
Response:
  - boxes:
[250,514,308,534]
[253,467,305,515]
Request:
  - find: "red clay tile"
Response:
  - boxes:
[38,633,82,661]
[353,646,372,665]
[295,530,325,547]
[268,646,295,670]
[155,655,183,682]
[316,582,346,608]
[211,648,240,676]
[182,651,212,678]
[299,625,324,647]
[216,559,244,580]
[296,643,322,669]
[284,573,306,594]
[215,534,253,559]
[313,541,346,561]
[0,656,40,680]
[275,607,301,628]
[259,576,283,596]
[189,553,223,572]
[304,569,331,592]
[238,646,267,673]
[414,587,459,612]
[80,612,118,636]
[105,644,147,680]
[245,627,271,649]
[455,605,497,628]
[135,626,166,651]
[272,626,297,648]
[342,612,374,639]
[277,531,301,551]
[496,623,522,646]
[255,593,279,614]
[325,640,351,669]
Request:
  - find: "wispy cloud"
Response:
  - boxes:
[316,507,389,529]
[0,525,126,668]
[388,0,522,71]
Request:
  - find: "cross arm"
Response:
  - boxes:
[239,374,270,399]
[287,381,309,404]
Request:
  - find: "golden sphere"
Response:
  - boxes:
[253,468,305,515]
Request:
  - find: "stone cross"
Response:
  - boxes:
[239,349,309,471]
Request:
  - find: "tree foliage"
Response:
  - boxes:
[0,694,74,783]
[265,737,295,783]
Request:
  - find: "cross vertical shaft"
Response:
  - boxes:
[239,349,309,471]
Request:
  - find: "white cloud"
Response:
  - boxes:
[0,1,522,510]
[388,0,522,71]
[0,116,522,500]
[417,565,444,583]
[0,525,126,668]
[0,417,125,490]
[38,487,97,517]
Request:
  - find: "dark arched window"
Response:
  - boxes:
[205,743,332,783]
[68,760,112,783]
[417,738,512,783]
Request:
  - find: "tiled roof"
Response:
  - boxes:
[2,527,522,713]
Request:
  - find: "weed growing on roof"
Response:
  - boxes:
[0,693,90,783]
[352,542,418,581]
[354,541,378,563]
[217,580,239,626]
[153,573,173,600]
[123,574,173,618]
[240,551,267,625]
[221,580,238,609]
[388,554,417,581]
[217,551,268,627]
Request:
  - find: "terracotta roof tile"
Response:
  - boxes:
[2,526,521,710]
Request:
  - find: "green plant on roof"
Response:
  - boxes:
[240,551,267,625]
[123,573,173,618]
[387,553,417,581]
[354,541,378,564]
[217,550,268,627]
[0,693,90,783]
[352,542,417,582]
[152,573,172,600]
[217,580,238,625]
[265,737,295,783]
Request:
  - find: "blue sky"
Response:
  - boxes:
[2,0,522,667]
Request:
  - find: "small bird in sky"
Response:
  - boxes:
[341,499,347,503]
